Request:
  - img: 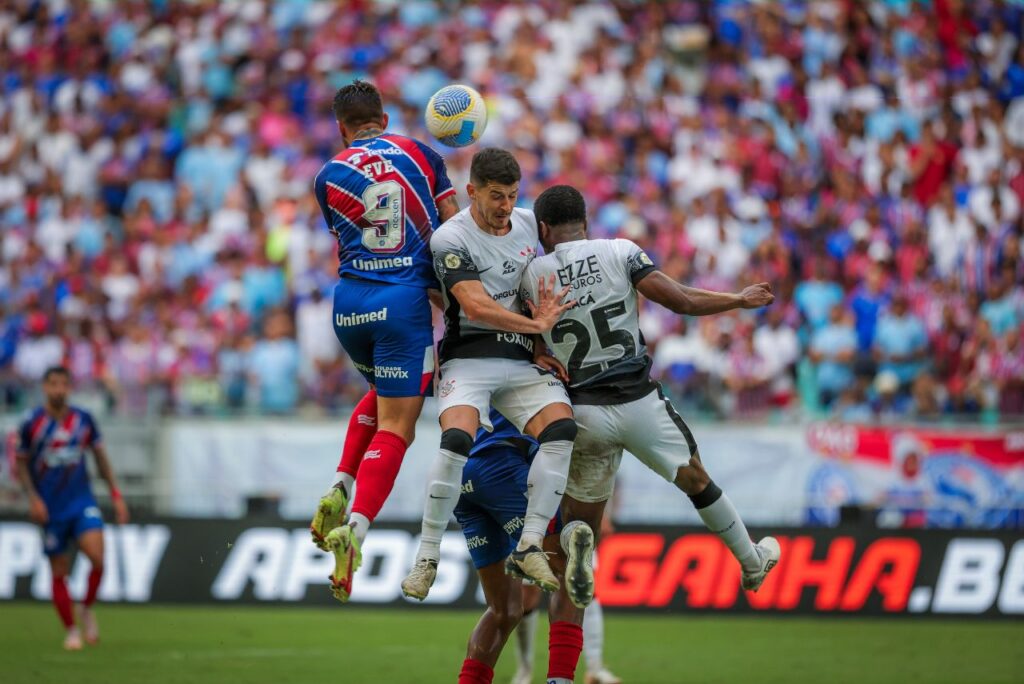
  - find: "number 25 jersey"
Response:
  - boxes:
[522,238,658,405]
[313,133,455,289]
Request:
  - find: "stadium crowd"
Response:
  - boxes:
[0,0,1022,421]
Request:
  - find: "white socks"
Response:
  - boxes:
[514,608,538,673]
[416,448,467,561]
[517,439,572,550]
[691,483,760,574]
[348,513,371,545]
[331,471,354,497]
[583,599,605,673]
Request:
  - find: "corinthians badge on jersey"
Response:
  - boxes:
[445,253,462,269]
[640,251,653,266]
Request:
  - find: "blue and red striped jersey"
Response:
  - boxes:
[313,133,455,288]
[17,406,101,517]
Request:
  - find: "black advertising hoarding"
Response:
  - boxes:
[0,518,1020,617]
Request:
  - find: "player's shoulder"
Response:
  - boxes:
[70,405,98,424]
[17,406,44,430]
[431,207,472,245]
[511,207,537,231]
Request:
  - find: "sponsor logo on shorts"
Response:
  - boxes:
[353,256,413,271]
[460,480,475,494]
[336,308,388,327]
[466,535,488,549]
[502,517,524,535]
[83,506,102,519]
[353,361,375,375]
[440,379,456,398]
[375,366,410,379]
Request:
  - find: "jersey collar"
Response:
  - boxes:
[553,239,587,251]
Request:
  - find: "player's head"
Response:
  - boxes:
[42,366,71,410]
[467,148,520,232]
[332,79,389,145]
[533,184,587,252]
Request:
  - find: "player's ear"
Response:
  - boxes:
[381,112,389,130]
[338,121,349,145]
[466,182,476,201]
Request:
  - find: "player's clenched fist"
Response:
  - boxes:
[739,282,774,309]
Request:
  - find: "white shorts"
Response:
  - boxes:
[567,386,698,503]
[437,357,572,432]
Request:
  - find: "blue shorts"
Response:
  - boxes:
[332,278,435,398]
[43,504,103,556]
[454,444,561,569]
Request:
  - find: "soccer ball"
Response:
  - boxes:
[424,85,488,147]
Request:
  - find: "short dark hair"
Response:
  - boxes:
[469,148,521,187]
[43,366,70,381]
[533,185,587,228]
[332,80,384,128]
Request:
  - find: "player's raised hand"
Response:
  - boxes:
[527,275,575,332]
[29,496,48,525]
[739,282,774,309]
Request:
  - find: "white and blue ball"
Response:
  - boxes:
[424,84,488,147]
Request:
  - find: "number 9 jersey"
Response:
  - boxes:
[313,133,455,288]
[313,133,454,397]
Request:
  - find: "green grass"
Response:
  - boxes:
[1,603,1021,684]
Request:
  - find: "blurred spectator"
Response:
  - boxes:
[873,293,929,388]
[248,309,299,414]
[809,304,858,406]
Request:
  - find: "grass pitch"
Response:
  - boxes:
[1,603,1020,684]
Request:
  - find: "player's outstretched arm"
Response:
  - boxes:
[636,271,774,316]
[15,456,48,525]
[92,444,129,524]
[451,275,573,334]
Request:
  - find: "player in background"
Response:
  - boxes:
[522,185,781,684]
[15,366,129,650]
[309,80,460,602]
[402,148,577,600]
[454,408,597,684]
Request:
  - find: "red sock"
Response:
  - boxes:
[547,621,584,681]
[349,430,408,522]
[52,575,74,628]
[337,390,378,481]
[458,658,494,684]
[84,567,103,606]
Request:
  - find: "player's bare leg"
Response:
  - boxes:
[404,404,478,599]
[511,584,543,684]
[311,389,378,550]
[504,402,576,592]
[674,455,780,591]
[458,563,524,684]
[49,553,80,650]
[76,529,105,645]
[327,394,422,602]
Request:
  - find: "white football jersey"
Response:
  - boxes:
[431,207,539,363]
[522,238,657,405]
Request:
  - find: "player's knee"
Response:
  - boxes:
[537,418,577,444]
[674,462,712,497]
[440,428,473,457]
[492,605,523,635]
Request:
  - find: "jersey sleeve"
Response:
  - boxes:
[416,141,456,202]
[618,239,657,285]
[431,230,479,288]
[519,261,541,309]
[313,164,360,236]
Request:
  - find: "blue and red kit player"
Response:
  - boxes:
[15,366,129,650]
[308,79,460,601]
[454,409,598,684]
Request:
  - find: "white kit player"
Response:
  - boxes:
[523,185,782,644]
[402,149,578,600]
